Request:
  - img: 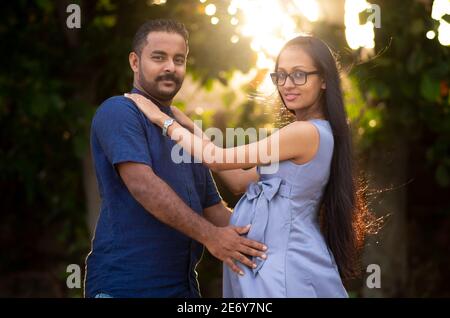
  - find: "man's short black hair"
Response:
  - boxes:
[132,19,189,56]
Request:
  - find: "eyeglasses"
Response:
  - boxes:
[270,70,320,86]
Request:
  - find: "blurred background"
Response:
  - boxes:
[0,0,449,297]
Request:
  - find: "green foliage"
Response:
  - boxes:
[345,0,450,187]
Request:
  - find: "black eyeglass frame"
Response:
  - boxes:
[270,70,320,86]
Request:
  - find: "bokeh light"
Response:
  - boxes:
[432,0,450,46]
[344,0,375,50]
[205,3,217,16]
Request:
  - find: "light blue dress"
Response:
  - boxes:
[223,119,348,298]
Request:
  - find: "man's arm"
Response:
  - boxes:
[203,201,232,227]
[117,162,267,275]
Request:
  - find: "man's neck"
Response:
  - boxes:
[131,84,174,117]
[132,83,172,107]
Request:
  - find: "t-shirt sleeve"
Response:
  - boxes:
[92,96,152,167]
[203,168,222,208]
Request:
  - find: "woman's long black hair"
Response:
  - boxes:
[275,36,371,280]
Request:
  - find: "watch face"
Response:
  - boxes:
[162,119,174,136]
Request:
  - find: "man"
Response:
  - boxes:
[85,19,266,298]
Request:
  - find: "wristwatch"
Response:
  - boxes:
[162,118,175,136]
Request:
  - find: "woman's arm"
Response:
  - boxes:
[125,93,319,171]
[163,118,319,171]
[171,105,259,193]
[215,168,259,195]
[170,106,205,138]
[171,105,258,193]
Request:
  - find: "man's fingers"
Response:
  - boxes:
[241,237,268,252]
[224,258,244,276]
[232,225,268,252]
[238,245,267,259]
[233,252,256,270]
[234,224,251,235]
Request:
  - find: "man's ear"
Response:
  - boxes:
[129,52,139,73]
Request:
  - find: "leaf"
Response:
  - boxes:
[436,164,449,187]
[221,91,236,108]
[369,81,391,100]
[410,19,424,35]
[442,14,450,24]
[407,50,425,75]
[420,74,441,103]
[203,78,215,91]
[35,0,54,14]
[92,15,117,28]
[30,94,50,119]
[73,134,89,159]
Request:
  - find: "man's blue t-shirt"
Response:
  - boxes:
[85,88,221,298]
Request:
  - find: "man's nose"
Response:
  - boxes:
[163,60,176,73]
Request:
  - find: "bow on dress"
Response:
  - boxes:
[244,177,291,275]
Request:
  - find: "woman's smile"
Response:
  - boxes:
[283,93,301,102]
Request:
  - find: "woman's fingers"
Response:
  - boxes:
[124,93,136,99]
[124,93,140,105]
[124,93,146,105]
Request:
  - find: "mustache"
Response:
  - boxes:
[156,73,181,85]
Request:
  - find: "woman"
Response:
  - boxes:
[125,36,368,297]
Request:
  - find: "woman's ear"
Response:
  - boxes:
[321,78,326,90]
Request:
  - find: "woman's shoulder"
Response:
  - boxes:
[281,120,320,138]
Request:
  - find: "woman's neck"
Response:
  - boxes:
[294,92,325,121]
[294,106,325,121]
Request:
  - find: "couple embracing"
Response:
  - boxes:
[85,19,366,298]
